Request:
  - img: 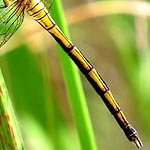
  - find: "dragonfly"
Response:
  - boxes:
[0,0,143,148]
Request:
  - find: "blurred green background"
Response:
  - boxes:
[0,0,149,149]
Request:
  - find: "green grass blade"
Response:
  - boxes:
[0,69,24,150]
[50,0,97,149]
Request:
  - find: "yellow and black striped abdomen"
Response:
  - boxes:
[26,0,142,148]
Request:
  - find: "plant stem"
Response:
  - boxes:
[0,69,24,150]
[50,0,97,149]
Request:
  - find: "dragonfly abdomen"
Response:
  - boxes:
[26,0,143,148]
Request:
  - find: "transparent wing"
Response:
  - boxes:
[43,0,53,10]
[0,0,25,47]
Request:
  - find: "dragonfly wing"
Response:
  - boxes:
[0,0,25,47]
[43,0,53,10]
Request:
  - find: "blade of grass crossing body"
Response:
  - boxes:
[0,69,24,150]
[50,0,96,149]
